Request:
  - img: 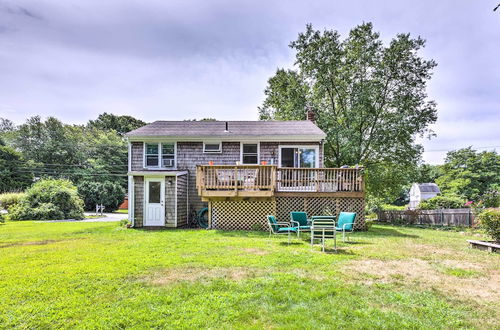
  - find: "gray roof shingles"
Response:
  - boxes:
[126,121,326,138]
[418,183,440,193]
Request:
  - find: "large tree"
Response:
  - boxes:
[435,147,500,201]
[0,145,33,192]
[88,112,146,135]
[259,23,437,199]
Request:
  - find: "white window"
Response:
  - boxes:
[203,142,222,153]
[145,143,159,167]
[144,142,176,168]
[161,143,175,168]
[241,143,259,164]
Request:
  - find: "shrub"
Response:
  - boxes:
[419,195,465,210]
[381,204,406,211]
[477,209,500,242]
[77,180,125,212]
[0,192,25,210]
[9,179,84,220]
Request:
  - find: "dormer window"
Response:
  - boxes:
[144,142,176,168]
[203,142,222,153]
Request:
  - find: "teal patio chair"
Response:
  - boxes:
[335,212,357,242]
[290,211,312,237]
[267,215,297,244]
[310,216,336,252]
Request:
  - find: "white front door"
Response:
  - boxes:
[144,178,165,226]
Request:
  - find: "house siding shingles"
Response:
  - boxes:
[131,142,144,171]
[133,176,144,227]
[165,177,176,226]
[176,174,188,227]
[176,141,241,212]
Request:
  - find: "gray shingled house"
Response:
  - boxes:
[125,119,366,230]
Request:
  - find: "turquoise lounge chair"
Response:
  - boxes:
[267,215,297,244]
[290,211,312,237]
[335,212,356,242]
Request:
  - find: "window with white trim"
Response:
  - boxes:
[144,142,176,168]
[203,142,221,153]
[145,143,159,167]
[241,143,258,164]
[161,143,175,168]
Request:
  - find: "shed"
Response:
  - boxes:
[409,183,440,209]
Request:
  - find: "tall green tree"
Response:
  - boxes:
[88,112,146,135]
[435,147,500,201]
[0,145,33,192]
[259,23,438,199]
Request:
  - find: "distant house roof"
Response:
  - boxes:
[416,183,440,193]
[125,121,327,141]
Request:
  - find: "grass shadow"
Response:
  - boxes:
[278,241,304,246]
[367,226,420,238]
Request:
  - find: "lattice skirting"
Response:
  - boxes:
[210,196,365,231]
[276,196,365,230]
[210,199,276,231]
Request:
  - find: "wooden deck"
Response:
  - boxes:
[196,165,364,199]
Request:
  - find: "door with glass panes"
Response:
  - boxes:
[144,177,165,226]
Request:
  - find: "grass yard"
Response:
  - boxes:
[0,221,498,329]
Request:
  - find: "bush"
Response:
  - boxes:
[77,180,125,212]
[419,195,466,210]
[9,179,84,220]
[477,209,500,242]
[0,192,25,210]
[380,204,406,211]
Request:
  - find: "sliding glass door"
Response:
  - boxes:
[279,147,318,168]
[278,146,319,191]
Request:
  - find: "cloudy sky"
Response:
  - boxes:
[0,0,499,163]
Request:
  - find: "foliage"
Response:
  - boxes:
[0,192,25,210]
[9,179,84,220]
[0,222,497,328]
[418,195,466,210]
[87,112,146,135]
[0,145,33,193]
[7,115,129,188]
[380,204,406,211]
[435,147,500,201]
[77,180,125,212]
[479,190,500,208]
[476,209,500,241]
[414,164,442,183]
[259,23,437,200]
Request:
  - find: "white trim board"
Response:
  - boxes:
[127,135,325,142]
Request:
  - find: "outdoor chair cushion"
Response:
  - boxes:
[278,227,298,233]
[268,215,279,232]
[290,212,310,226]
[298,225,311,230]
[336,212,356,231]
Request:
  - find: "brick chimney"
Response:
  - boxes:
[306,108,316,122]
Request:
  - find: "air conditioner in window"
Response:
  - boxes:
[162,159,174,167]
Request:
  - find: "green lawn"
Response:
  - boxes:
[0,221,498,329]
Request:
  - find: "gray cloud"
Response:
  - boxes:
[0,0,499,164]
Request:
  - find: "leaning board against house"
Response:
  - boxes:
[125,120,365,230]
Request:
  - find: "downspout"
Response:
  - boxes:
[127,140,135,227]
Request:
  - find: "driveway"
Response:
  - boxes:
[39,212,128,223]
